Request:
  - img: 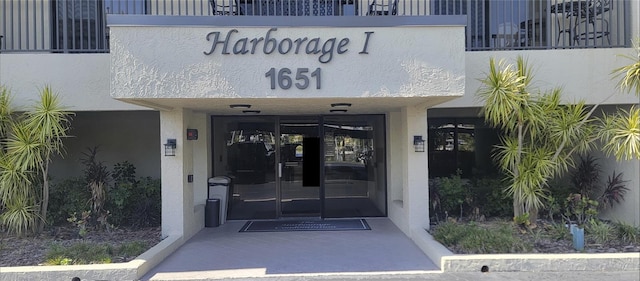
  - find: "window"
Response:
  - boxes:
[428,118,498,178]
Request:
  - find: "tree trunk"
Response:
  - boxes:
[39,162,50,233]
[513,195,523,218]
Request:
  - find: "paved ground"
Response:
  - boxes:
[142,218,438,280]
[140,218,640,281]
[212,271,640,281]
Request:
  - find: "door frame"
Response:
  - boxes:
[275,115,324,218]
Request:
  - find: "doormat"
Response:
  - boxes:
[239,219,371,232]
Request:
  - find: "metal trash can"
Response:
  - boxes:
[205,198,220,227]
[208,176,231,224]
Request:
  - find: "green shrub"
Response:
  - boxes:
[43,241,150,265]
[614,221,639,243]
[47,178,90,226]
[546,222,570,241]
[586,219,613,244]
[105,161,160,228]
[473,177,511,218]
[0,200,40,237]
[432,222,531,254]
[45,243,112,265]
[117,241,149,257]
[431,171,470,220]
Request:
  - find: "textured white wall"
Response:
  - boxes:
[439,48,640,108]
[0,54,143,110]
[109,25,466,100]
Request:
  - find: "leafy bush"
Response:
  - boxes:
[44,241,149,265]
[0,200,40,237]
[47,161,160,229]
[546,222,571,241]
[45,243,112,265]
[470,177,511,218]
[47,178,90,226]
[107,162,161,229]
[432,221,531,254]
[586,219,614,244]
[430,171,470,220]
[614,221,639,243]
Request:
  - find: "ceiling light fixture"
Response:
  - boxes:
[242,110,261,114]
[330,109,348,113]
[330,103,352,108]
[230,104,251,109]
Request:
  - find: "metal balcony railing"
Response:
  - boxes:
[0,0,632,53]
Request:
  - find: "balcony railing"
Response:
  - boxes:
[0,0,632,53]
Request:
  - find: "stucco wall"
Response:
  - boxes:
[109,24,466,100]
[438,48,640,108]
[0,54,144,110]
[48,111,160,180]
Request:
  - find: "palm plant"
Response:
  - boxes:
[0,86,72,234]
[476,53,640,222]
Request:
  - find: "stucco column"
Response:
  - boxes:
[160,109,194,238]
[402,105,430,233]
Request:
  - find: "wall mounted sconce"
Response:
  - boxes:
[230,104,251,109]
[242,110,261,114]
[164,139,177,156]
[413,136,425,152]
[331,103,352,108]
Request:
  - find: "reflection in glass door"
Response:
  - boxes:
[279,117,321,217]
[323,115,386,217]
[213,115,386,220]
[213,117,277,220]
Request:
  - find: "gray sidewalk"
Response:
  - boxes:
[141,218,438,280]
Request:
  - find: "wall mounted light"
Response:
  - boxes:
[230,104,251,109]
[164,139,177,156]
[413,136,425,152]
[331,103,352,108]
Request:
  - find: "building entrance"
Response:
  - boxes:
[212,115,386,220]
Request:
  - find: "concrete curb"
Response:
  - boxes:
[412,229,640,272]
[0,235,184,281]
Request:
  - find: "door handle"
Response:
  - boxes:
[278,163,282,178]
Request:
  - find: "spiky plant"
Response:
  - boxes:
[571,155,601,197]
[598,171,629,209]
[80,146,110,228]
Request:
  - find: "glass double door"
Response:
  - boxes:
[216,115,386,220]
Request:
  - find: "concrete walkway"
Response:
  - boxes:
[141,218,438,280]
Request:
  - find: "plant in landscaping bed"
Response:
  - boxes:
[47,177,91,226]
[546,222,571,241]
[0,86,73,235]
[614,221,639,244]
[431,171,471,221]
[44,240,151,265]
[45,242,112,265]
[470,176,512,218]
[586,219,614,244]
[571,155,601,197]
[80,147,111,230]
[432,221,531,254]
[563,193,599,228]
[476,52,640,223]
[598,171,629,209]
